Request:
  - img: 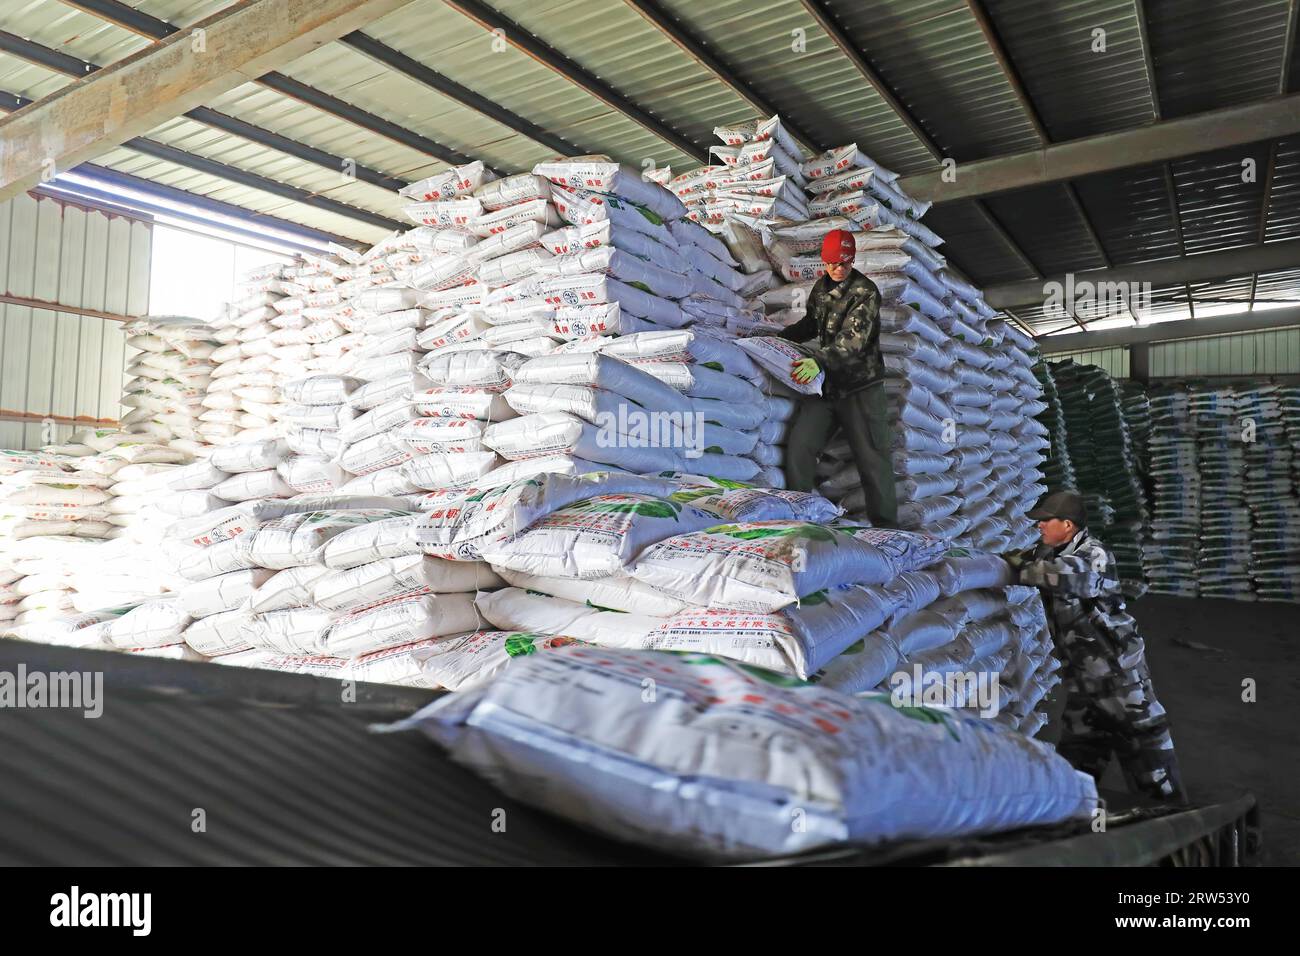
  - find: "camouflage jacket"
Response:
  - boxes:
[1014,528,1148,681]
[778,268,883,398]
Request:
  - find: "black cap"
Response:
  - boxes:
[1026,490,1088,526]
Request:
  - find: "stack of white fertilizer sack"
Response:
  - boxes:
[0,315,219,636]
[1044,361,1148,596]
[200,252,386,448]
[5,121,1068,729]
[470,488,1059,731]
[666,117,1048,552]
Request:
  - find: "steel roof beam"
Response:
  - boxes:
[797,0,941,163]
[1251,0,1298,307]
[985,240,1300,309]
[0,0,413,203]
[899,93,1300,203]
[0,88,403,236]
[9,20,408,191]
[966,1,1112,270]
[58,0,476,169]
[34,180,340,255]
[439,0,708,163]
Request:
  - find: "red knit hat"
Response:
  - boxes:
[820,228,856,264]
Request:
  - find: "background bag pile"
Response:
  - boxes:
[1145,381,1300,601]
[1039,360,1148,596]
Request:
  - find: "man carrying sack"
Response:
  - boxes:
[779,228,897,527]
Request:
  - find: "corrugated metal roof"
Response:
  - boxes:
[821,0,1043,160]
[983,0,1158,140]
[0,49,68,100]
[362,0,699,169]
[1171,143,1273,256]
[984,183,1111,274]
[91,143,395,245]
[1146,0,1294,118]
[2,0,1299,335]
[656,0,937,171]
[922,199,1037,282]
[1254,266,1300,301]
[198,81,443,184]
[483,0,759,161]
[0,0,149,66]
[1072,163,1183,265]
[1265,135,1300,242]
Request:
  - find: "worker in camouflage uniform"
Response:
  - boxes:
[780,228,898,527]
[1011,490,1187,803]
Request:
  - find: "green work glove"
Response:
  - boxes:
[791,357,821,385]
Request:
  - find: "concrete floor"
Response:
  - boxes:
[1037,594,1298,865]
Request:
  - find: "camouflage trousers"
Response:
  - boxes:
[1054,635,1187,803]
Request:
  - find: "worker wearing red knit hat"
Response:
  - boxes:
[778,227,897,527]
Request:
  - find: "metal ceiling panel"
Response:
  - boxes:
[984,183,1110,274]
[351,0,699,169]
[484,0,759,166]
[141,112,405,216]
[1146,0,1293,119]
[0,0,149,67]
[1170,143,1272,256]
[1188,274,1257,310]
[982,0,1157,140]
[922,199,1037,284]
[1253,266,1300,302]
[0,49,70,100]
[1265,135,1300,242]
[197,82,443,183]
[821,0,1042,160]
[1072,163,1182,265]
[654,0,937,172]
[91,145,394,245]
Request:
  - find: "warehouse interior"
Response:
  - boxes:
[0,0,1296,868]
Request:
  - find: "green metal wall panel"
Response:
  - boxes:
[1149,327,1300,377]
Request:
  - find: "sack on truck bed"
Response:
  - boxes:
[390,647,1098,861]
